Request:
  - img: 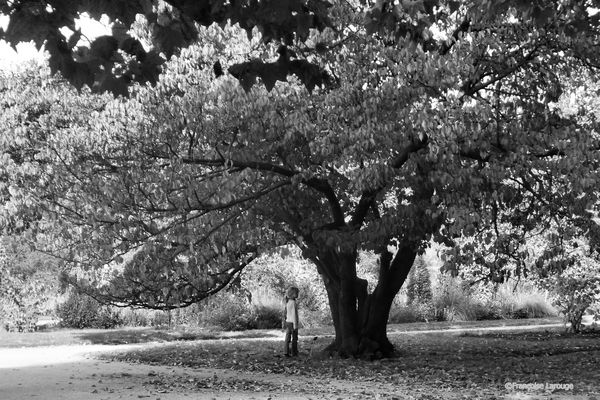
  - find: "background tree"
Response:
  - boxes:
[406,256,432,306]
[0,235,59,330]
[3,2,600,358]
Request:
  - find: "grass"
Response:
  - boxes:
[0,317,567,348]
[0,326,284,348]
[0,328,90,348]
[386,316,564,333]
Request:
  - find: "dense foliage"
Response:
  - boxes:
[405,256,432,306]
[56,291,123,329]
[537,237,600,332]
[0,235,59,330]
[0,0,333,95]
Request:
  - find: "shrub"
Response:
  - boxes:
[253,304,282,329]
[249,289,282,329]
[388,304,422,323]
[513,294,557,319]
[56,292,122,329]
[169,304,203,326]
[433,275,484,321]
[150,311,172,328]
[544,256,600,332]
[199,291,257,331]
[494,282,551,317]
[0,237,61,331]
[406,256,433,306]
[486,282,556,320]
[96,307,123,328]
[533,238,600,332]
[56,292,100,328]
[120,308,150,327]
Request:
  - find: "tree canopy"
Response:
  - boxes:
[3,1,600,95]
[3,0,600,357]
[0,0,333,95]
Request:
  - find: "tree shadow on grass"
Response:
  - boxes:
[76,328,282,345]
[75,328,216,345]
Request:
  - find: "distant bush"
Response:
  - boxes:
[116,308,193,328]
[56,292,100,328]
[428,274,558,322]
[253,304,282,329]
[388,303,422,323]
[513,294,557,319]
[249,289,281,329]
[491,282,556,319]
[120,308,150,327]
[406,256,433,306]
[96,307,123,328]
[150,311,172,328]
[199,291,257,331]
[433,275,484,321]
[0,237,61,332]
[56,292,122,329]
[540,249,600,332]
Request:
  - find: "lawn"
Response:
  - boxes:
[0,317,565,348]
[0,325,284,348]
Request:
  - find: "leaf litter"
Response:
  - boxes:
[99,329,600,399]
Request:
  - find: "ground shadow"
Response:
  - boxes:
[76,329,212,345]
[76,328,281,345]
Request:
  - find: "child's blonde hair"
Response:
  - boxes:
[286,286,299,299]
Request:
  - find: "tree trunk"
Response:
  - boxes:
[358,246,416,357]
[315,244,417,359]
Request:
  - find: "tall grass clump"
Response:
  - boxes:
[432,274,486,321]
[388,299,423,323]
[491,282,557,319]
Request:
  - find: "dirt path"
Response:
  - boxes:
[0,345,314,400]
[0,345,424,400]
[0,322,595,400]
[0,346,591,400]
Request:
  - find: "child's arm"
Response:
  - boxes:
[294,300,299,329]
[282,300,287,329]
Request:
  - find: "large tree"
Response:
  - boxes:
[3,1,600,357]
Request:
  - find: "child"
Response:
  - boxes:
[283,286,299,357]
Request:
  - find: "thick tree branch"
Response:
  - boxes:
[461,45,540,96]
[390,135,429,168]
[180,156,345,226]
[67,251,258,310]
[351,136,429,227]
